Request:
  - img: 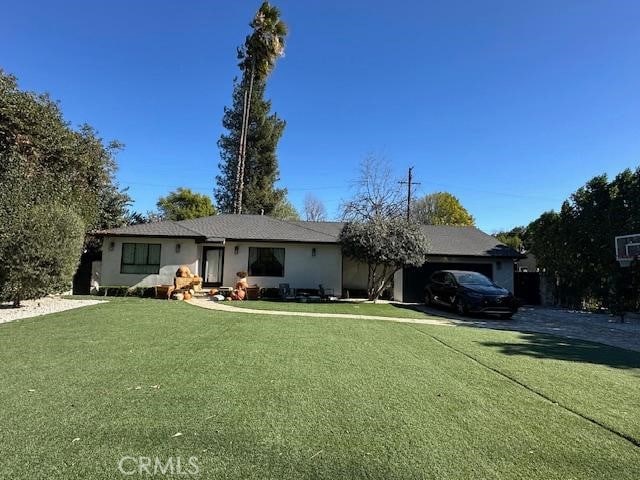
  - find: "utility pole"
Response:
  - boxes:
[399,167,420,220]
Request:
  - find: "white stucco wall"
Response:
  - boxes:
[342,257,401,299]
[393,269,403,301]
[492,259,515,291]
[99,235,514,301]
[222,241,342,293]
[100,237,342,291]
[100,237,199,287]
[342,256,369,292]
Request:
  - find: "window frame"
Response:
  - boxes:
[247,247,285,277]
[120,243,161,274]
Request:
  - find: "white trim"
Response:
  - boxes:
[626,242,640,257]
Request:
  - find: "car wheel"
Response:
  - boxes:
[499,313,513,320]
[454,299,468,316]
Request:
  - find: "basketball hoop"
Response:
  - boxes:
[616,234,640,267]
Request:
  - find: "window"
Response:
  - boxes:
[248,247,285,277]
[431,272,446,283]
[121,243,161,274]
[453,271,493,286]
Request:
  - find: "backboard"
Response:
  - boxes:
[615,234,640,267]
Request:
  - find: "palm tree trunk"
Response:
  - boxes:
[236,65,255,215]
[233,89,249,214]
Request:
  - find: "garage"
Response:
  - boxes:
[402,261,494,303]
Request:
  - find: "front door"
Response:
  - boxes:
[202,247,224,287]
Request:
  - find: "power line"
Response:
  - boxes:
[117,178,565,203]
[117,179,347,192]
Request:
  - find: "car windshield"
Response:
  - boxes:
[453,272,493,286]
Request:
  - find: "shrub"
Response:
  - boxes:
[339,217,429,301]
[94,286,156,297]
[0,203,85,306]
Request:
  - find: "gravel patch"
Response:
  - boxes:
[0,296,106,324]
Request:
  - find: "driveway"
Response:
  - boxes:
[417,305,640,353]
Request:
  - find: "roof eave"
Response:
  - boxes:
[224,237,338,244]
[95,231,205,240]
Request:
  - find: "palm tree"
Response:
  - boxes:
[233,2,288,214]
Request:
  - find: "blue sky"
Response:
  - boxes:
[2,0,640,232]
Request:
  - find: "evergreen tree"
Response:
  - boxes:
[157,188,216,221]
[0,69,128,303]
[527,166,640,309]
[215,2,288,215]
[272,198,300,220]
[494,226,528,252]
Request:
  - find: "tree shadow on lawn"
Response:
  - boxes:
[479,332,640,370]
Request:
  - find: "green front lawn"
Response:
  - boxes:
[228,299,431,318]
[1,298,639,479]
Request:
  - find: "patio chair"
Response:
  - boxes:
[318,284,335,300]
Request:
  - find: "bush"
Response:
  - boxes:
[340,217,429,300]
[0,203,85,306]
[95,286,129,297]
[95,286,156,298]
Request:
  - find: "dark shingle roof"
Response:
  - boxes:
[419,225,521,257]
[99,215,520,257]
[100,215,336,243]
[287,220,345,238]
[97,221,204,238]
[178,215,337,243]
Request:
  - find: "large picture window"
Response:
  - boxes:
[121,243,161,274]
[248,247,285,277]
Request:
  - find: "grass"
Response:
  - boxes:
[0,298,639,479]
[227,299,430,318]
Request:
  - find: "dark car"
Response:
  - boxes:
[424,270,518,319]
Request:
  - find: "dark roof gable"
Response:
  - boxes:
[100,215,336,243]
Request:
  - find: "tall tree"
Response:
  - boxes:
[341,155,405,222]
[157,188,216,221]
[304,194,327,221]
[0,70,128,304]
[215,2,289,215]
[411,192,475,226]
[0,71,126,228]
[526,166,640,310]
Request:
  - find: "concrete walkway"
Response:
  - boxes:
[187,298,454,327]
